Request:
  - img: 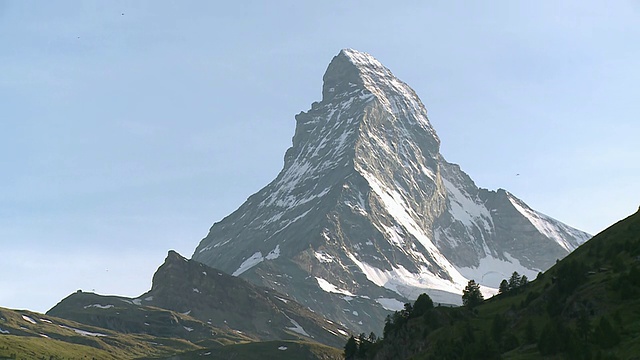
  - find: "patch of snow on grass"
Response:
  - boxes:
[21,315,37,324]
[0,328,9,334]
[60,325,107,337]
[232,251,264,276]
[183,326,194,332]
[337,329,348,336]
[278,346,288,351]
[83,304,114,309]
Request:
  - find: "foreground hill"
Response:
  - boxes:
[0,305,341,360]
[0,306,200,359]
[139,340,343,360]
[350,209,640,359]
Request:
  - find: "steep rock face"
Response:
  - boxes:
[192,49,590,334]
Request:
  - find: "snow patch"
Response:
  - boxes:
[347,251,468,303]
[83,304,114,309]
[183,326,194,332]
[314,251,335,263]
[456,253,540,288]
[286,316,310,337]
[316,277,355,296]
[266,244,281,260]
[232,251,264,276]
[21,315,37,324]
[60,325,107,337]
[375,298,405,311]
[278,346,288,351]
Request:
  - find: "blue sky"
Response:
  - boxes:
[1,1,638,313]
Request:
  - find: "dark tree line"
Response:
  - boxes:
[498,271,528,295]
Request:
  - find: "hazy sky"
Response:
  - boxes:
[1,1,638,313]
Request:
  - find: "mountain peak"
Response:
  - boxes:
[338,48,392,77]
[322,48,401,100]
[192,49,590,335]
[166,250,187,263]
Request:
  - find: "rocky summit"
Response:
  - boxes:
[192,49,591,334]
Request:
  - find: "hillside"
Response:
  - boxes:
[348,209,640,359]
[0,305,342,360]
[0,306,200,360]
[140,340,343,360]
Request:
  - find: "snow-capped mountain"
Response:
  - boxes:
[192,49,590,334]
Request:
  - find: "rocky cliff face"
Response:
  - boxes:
[192,49,591,334]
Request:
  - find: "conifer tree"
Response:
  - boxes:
[462,280,484,308]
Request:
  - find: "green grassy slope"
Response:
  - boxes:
[0,307,199,360]
[0,306,344,360]
[138,340,343,360]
